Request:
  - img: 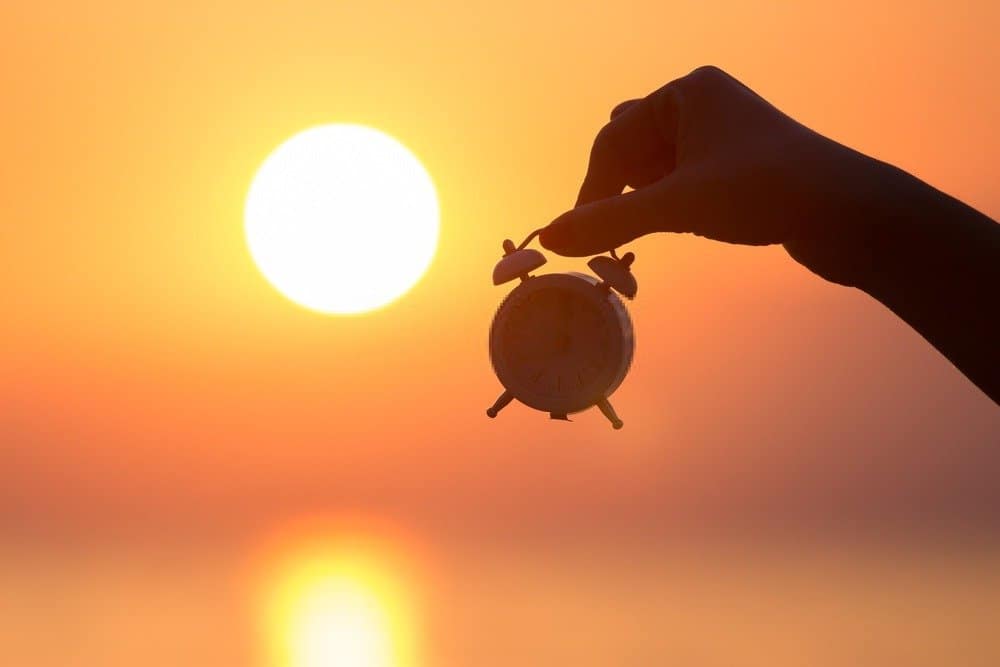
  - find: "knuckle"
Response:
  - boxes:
[609,99,637,120]
[684,64,729,89]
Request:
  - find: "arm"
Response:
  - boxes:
[840,168,1000,400]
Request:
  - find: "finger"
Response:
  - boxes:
[542,179,686,256]
[575,88,679,207]
[611,100,664,188]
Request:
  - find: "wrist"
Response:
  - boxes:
[852,163,995,298]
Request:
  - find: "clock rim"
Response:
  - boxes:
[489,272,634,414]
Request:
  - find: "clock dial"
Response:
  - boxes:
[490,273,633,413]
[503,288,608,390]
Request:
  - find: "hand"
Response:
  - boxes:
[539,65,903,288]
[540,65,1000,403]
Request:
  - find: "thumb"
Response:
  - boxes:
[539,179,683,257]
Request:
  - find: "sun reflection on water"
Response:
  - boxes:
[255,521,422,667]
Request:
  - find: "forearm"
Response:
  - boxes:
[858,169,1000,403]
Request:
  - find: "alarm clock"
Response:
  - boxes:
[485,231,638,429]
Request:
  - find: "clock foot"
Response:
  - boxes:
[486,390,514,418]
[596,398,624,429]
[549,412,570,421]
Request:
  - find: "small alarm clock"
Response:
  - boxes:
[486,231,638,429]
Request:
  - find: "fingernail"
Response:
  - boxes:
[540,219,574,249]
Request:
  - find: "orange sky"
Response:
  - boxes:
[2,0,998,541]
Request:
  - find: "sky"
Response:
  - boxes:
[2,0,999,542]
[2,2,999,665]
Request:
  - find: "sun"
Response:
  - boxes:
[245,124,439,315]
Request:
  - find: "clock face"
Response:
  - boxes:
[490,273,633,414]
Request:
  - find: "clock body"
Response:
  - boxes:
[489,272,634,415]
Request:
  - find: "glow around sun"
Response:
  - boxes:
[245,124,439,314]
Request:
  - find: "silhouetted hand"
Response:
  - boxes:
[541,66,897,286]
[541,66,1000,403]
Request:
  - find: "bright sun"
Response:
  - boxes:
[245,124,439,314]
